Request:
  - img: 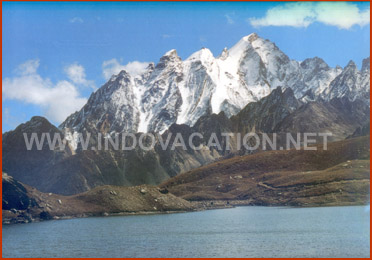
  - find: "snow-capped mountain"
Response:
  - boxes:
[5,86,369,195]
[323,59,370,103]
[61,33,370,146]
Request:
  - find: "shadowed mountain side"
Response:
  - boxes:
[274,97,370,140]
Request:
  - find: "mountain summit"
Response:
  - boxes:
[60,33,370,147]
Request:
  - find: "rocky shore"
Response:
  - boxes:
[2,173,197,224]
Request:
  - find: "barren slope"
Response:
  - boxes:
[161,136,370,206]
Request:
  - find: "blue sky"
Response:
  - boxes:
[2,1,370,132]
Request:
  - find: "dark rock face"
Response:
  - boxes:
[2,117,73,189]
[300,57,330,71]
[39,211,52,220]
[361,57,370,72]
[347,123,370,139]
[2,173,38,211]
[231,87,302,134]
[274,97,370,140]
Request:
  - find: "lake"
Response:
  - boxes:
[2,206,370,258]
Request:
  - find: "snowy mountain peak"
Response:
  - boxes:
[325,58,369,103]
[362,57,370,72]
[108,68,132,82]
[163,49,179,58]
[146,62,155,70]
[240,32,259,43]
[300,57,329,70]
[228,35,254,57]
[186,48,215,69]
[61,33,370,145]
[219,47,229,60]
[187,47,214,61]
[118,69,131,78]
[345,60,357,70]
[155,49,182,71]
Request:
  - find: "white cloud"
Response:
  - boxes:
[16,59,40,75]
[64,63,95,89]
[3,60,87,123]
[249,2,370,29]
[70,17,83,23]
[102,59,125,80]
[225,13,235,25]
[102,59,150,80]
[123,61,151,77]
[316,2,370,29]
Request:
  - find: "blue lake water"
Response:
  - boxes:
[2,206,370,258]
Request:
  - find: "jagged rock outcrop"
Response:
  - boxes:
[323,60,370,104]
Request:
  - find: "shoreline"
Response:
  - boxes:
[3,200,369,225]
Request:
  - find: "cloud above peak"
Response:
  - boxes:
[64,63,95,90]
[249,2,370,29]
[102,59,150,80]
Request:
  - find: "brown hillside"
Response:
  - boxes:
[161,136,370,206]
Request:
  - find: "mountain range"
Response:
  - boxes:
[2,33,370,195]
[61,33,370,146]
